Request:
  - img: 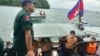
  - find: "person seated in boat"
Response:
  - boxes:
[3,42,16,56]
[32,40,39,56]
[59,30,78,56]
[87,37,98,55]
[39,38,52,56]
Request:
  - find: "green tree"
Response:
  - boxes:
[0,0,50,9]
[35,0,50,9]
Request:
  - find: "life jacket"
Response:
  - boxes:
[87,43,97,54]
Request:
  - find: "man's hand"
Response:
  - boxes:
[27,50,35,56]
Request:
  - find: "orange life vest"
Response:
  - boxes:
[87,43,97,54]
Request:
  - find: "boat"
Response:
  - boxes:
[1,0,100,56]
[30,16,100,56]
[30,0,100,55]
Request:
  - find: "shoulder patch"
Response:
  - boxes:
[24,16,30,21]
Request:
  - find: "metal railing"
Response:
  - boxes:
[31,15,46,20]
[84,31,100,37]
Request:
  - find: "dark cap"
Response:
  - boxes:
[22,0,36,7]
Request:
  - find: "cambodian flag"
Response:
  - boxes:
[67,0,84,20]
[79,0,84,16]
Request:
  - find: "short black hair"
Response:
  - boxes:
[6,42,11,45]
[91,37,96,40]
[40,38,51,44]
[70,30,75,34]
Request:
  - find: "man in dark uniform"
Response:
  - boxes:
[13,0,36,56]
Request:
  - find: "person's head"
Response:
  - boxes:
[41,38,49,45]
[41,41,49,51]
[22,0,36,13]
[91,37,96,42]
[70,30,75,36]
[40,38,50,51]
[6,42,12,47]
[32,40,38,51]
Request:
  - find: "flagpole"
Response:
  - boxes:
[78,12,84,30]
[78,0,84,30]
[79,0,83,24]
[79,14,82,23]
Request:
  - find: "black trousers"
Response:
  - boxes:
[14,46,27,56]
[60,48,73,56]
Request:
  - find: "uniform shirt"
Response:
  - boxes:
[13,8,34,49]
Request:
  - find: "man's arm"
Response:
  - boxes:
[25,29,33,51]
[20,14,34,56]
[25,29,35,56]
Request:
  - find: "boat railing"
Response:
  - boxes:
[31,15,46,20]
[84,31,100,37]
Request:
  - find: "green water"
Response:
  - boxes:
[0,6,100,41]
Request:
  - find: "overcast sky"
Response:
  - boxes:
[47,0,100,12]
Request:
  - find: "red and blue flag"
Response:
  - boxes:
[67,0,84,20]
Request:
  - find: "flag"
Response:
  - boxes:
[67,0,84,20]
[79,0,84,16]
